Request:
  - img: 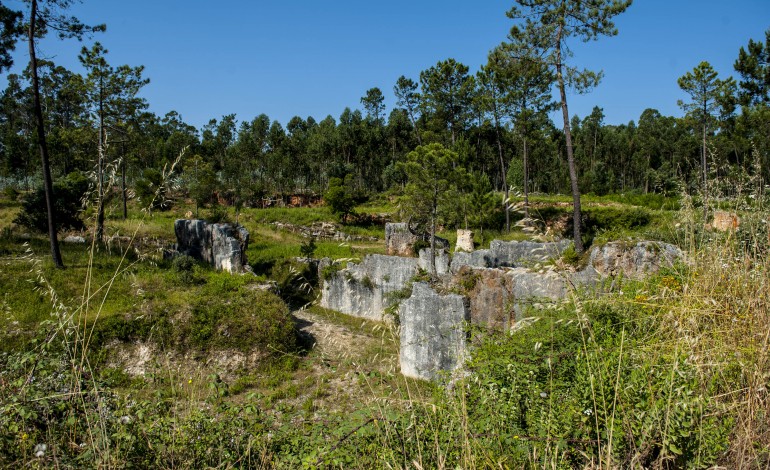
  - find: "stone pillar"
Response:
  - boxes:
[399,283,469,381]
[455,229,474,252]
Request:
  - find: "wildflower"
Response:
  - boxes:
[120,415,131,425]
[34,443,47,458]
[188,379,192,384]
[20,432,28,441]
[539,392,548,398]
[583,409,593,416]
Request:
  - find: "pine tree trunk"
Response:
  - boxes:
[28,0,64,268]
[523,136,530,219]
[96,77,105,243]
[494,111,509,232]
[556,25,584,253]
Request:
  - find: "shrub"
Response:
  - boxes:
[3,186,19,200]
[13,171,88,233]
[324,176,355,223]
[171,254,200,285]
[188,287,297,353]
[299,236,317,259]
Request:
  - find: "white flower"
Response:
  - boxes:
[583,408,593,416]
[120,415,131,425]
[34,443,47,458]
[539,392,548,398]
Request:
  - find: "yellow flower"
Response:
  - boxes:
[188,379,192,384]
[20,432,28,441]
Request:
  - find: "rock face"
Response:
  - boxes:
[489,239,571,267]
[589,241,681,279]
[451,239,570,272]
[457,267,515,330]
[321,234,683,382]
[174,219,249,273]
[385,223,419,257]
[385,222,450,257]
[319,254,419,320]
[399,283,469,381]
[418,248,450,276]
[455,229,475,252]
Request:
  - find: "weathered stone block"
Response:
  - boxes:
[399,283,469,381]
[385,223,418,257]
[457,267,515,330]
[174,219,249,273]
[455,229,474,252]
[589,241,681,279]
[319,254,419,320]
[418,248,450,276]
[489,239,570,267]
[450,249,496,272]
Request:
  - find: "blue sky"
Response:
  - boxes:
[3,1,769,130]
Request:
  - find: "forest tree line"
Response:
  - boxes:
[1,4,769,215]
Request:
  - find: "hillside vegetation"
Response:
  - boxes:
[0,186,768,468]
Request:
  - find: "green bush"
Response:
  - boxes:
[13,171,88,233]
[188,287,297,354]
[324,176,356,223]
[171,254,201,285]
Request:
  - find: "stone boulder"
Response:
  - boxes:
[589,241,682,279]
[174,219,249,273]
[399,283,469,381]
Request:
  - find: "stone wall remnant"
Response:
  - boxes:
[319,254,419,320]
[174,219,249,273]
[399,283,469,381]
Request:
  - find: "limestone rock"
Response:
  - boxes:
[385,223,419,257]
[399,283,469,381]
[319,254,419,320]
[418,248,450,276]
[173,219,249,273]
[64,235,86,244]
[450,249,496,272]
[490,239,570,267]
[589,241,681,279]
[384,222,449,257]
[457,267,515,330]
[455,229,474,252]
[450,240,569,272]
